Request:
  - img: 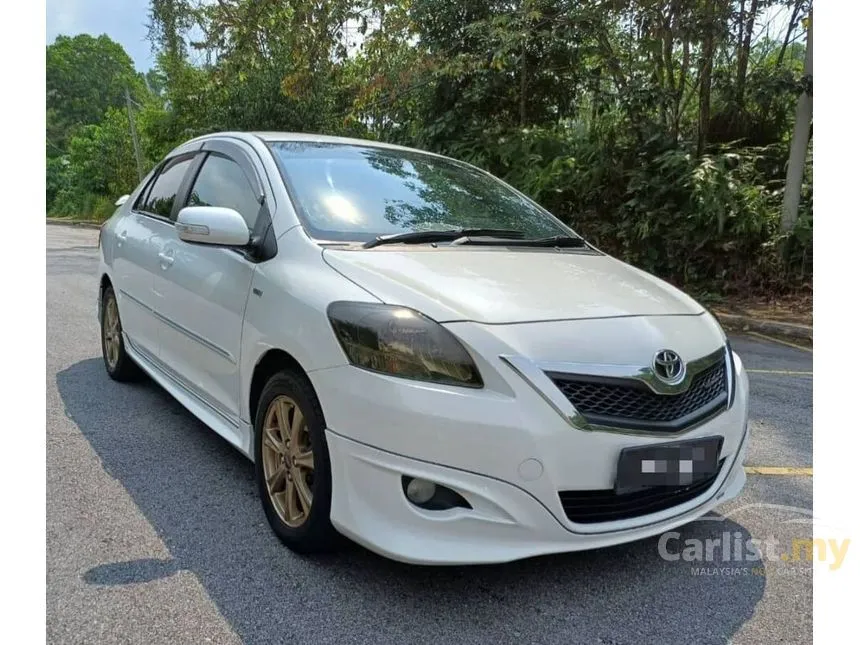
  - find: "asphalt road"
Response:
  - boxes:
[47,225,813,645]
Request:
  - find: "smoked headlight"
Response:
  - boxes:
[726,339,738,408]
[327,301,483,388]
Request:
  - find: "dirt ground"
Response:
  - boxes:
[715,292,812,327]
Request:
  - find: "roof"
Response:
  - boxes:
[168,131,457,166]
[250,131,429,154]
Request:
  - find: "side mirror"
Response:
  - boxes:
[115,194,130,206]
[176,206,250,247]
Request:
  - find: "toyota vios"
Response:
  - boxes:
[98,132,749,565]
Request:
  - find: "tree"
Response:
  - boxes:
[735,0,760,106]
[777,0,807,68]
[781,7,811,232]
[46,34,143,153]
[66,107,144,198]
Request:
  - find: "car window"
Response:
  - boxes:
[137,156,193,219]
[186,154,261,228]
[269,142,570,243]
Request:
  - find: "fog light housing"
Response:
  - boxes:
[402,476,472,511]
[405,478,437,504]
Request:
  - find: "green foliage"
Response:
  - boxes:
[49,185,117,222]
[46,156,71,209]
[46,34,144,153]
[48,103,170,218]
[66,108,141,197]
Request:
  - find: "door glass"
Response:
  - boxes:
[187,154,261,228]
[139,157,193,218]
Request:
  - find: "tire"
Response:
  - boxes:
[100,285,141,382]
[254,369,340,553]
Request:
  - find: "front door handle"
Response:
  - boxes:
[158,250,175,269]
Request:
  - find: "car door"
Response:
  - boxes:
[152,140,266,427]
[113,154,196,362]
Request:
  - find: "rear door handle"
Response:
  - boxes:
[158,251,175,269]
[117,230,128,247]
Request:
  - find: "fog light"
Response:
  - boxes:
[402,476,472,511]
[405,478,437,504]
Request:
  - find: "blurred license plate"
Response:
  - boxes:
[614,436,723,495]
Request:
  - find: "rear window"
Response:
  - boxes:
[137,156,193,219]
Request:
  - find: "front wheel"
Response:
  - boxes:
[100,286,141,382]
[254,369,340,553]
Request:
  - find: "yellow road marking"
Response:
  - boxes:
[746,369,812,376]
[744,466,813,476]
[746,331,812,353]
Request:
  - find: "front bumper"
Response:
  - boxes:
[311,342,750,565]
[326,426,748,565]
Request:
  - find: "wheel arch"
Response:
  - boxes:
[248,348,315,427]
[99,273,113,296]
[98,273,114,320]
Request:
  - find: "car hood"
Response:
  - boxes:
[322,247,704,324]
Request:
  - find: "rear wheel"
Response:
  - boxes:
[254,370,339,553]
[100,286,141,381]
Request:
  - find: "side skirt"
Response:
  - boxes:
[124,334,254,460]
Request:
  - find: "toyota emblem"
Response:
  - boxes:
[652,349,685,384]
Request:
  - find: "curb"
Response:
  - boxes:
[46,218,102,230]
[714,312,812,341]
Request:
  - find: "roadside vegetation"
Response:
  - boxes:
[46,0,812,296]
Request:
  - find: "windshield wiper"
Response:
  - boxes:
[363,228,525,249]
[451,234,586,248]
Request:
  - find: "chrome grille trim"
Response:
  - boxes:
[547,360,727,432]
[501,345,733,436]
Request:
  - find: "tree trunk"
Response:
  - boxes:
[777,0,803,67]
[519,1,529,127]
[781,9,813,232]
[736,0,746,63]
[736,0,759,105]
[661,4,676,130]
[673,37,690,142]
[697,0,716,156]
[520,48,527,126]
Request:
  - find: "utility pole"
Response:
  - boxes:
[781,8,813,232]
[125,87,145,181]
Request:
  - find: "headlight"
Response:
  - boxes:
[327,301,483,388]
[726,339,738,408]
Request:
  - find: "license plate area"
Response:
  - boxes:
[615,436,724,495]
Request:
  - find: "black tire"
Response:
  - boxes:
[254,369,340,553]
[100,285,142,382]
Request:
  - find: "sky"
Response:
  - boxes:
[46,0,155,72]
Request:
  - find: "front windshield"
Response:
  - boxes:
[269,142,572,243]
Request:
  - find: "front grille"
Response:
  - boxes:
[548,359,727,432]
[558,460,725,524]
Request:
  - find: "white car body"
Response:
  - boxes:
[98,131,748,565]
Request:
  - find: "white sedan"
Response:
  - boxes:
[97,131,749,565]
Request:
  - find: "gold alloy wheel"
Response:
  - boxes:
[261,395,315,528]
[103,295,121,369]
